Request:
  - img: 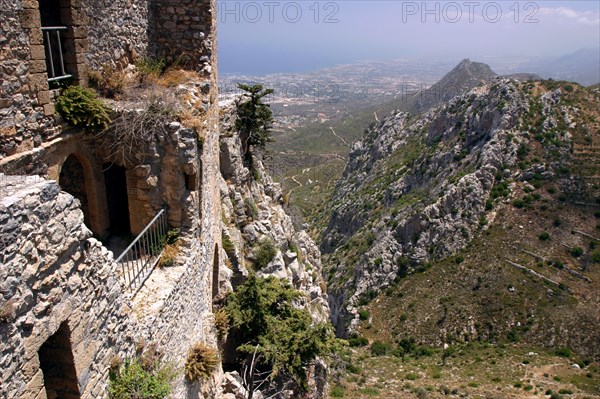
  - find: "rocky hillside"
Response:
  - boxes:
[218,103,329,317]
[217,100,331,398]
[321,77,600,358]
[405,59,498,114]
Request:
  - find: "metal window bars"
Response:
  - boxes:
[41,26,72,82]
[115,209,169,295]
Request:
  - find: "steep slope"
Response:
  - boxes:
[217,101,331,398]
[321,79,600,359]
[403,59,498,114]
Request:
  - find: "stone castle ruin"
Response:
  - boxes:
[0,0,225,397]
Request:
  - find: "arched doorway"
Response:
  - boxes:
[59,154,90,228]
[38,321,81,399]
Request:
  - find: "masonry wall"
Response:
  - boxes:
[0,0,215,160]
[0,0,57,158]
[150,0,214,72]
[82,0,151,70]
[0,176,134,398]
[0,0,223,396]
[0,88,223,398]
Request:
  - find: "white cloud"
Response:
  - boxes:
[539,7,600,25]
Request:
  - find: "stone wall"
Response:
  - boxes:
[150,0,215,73]
[82,0,151,70]
[0,102,223,399]
[0,175,134,398]
[0,0,57,158]
[0,0,215,159]
[0,0,224,396]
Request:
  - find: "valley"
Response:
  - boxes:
[222,61,600,398]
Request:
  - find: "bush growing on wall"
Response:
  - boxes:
[56,85,111,131]
[184,343,219,382]
[109,359,175,399]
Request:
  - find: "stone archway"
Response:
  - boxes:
[59,154,90,227]
[38,321,81,399]
[55,149,109,238]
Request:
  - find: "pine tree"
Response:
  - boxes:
[235,84,274,155]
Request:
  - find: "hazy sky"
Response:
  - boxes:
[217,0,600,74]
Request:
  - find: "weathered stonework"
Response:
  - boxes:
[0,0,226,397]
[0,0,216,159]
[150,0,215,74]
[0,170,223,398]
[0,1,56,158]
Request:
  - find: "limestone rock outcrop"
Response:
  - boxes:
[320,78,582,334]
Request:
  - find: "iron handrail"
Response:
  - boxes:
[115,209,169,295]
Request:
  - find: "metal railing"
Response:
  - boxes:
[41,26,72,82]
[116,209,168,295]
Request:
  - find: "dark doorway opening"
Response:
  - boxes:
[38,0,62,26]
[103,163,131,236]
[212,244,219,299]
[38,322,81,399]
[59,154,90,228]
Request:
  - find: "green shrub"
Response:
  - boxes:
[331,385,345,397]
[184,343,219,382]
[370,341,391,356]
[539,232,550,241]
[56,85,111,131]
[570,247,583,257]
[222,233,235,254]
[136,57,167,77]
[225,275,339,389]
[507,330,520,343]
[244,198,259,219]
[213,308,230,340]
[359,387,380,396]
[358,309,370,321]
[592,249,600,264]
[513,199,525,208]
[253,239,277,270]
[414,345,435,357]
[555,347,571,358]
[109,359,174,399]
[348,333,369,347]
[346,363,362,374]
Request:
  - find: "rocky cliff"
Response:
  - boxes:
[320,74,600,357]
[216,100,331,398]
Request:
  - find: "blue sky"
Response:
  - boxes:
[217,1,600,74]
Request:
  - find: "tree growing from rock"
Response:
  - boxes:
[235,84,274,156]
[225,274,338,398]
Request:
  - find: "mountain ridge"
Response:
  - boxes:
[320,77,600,360]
